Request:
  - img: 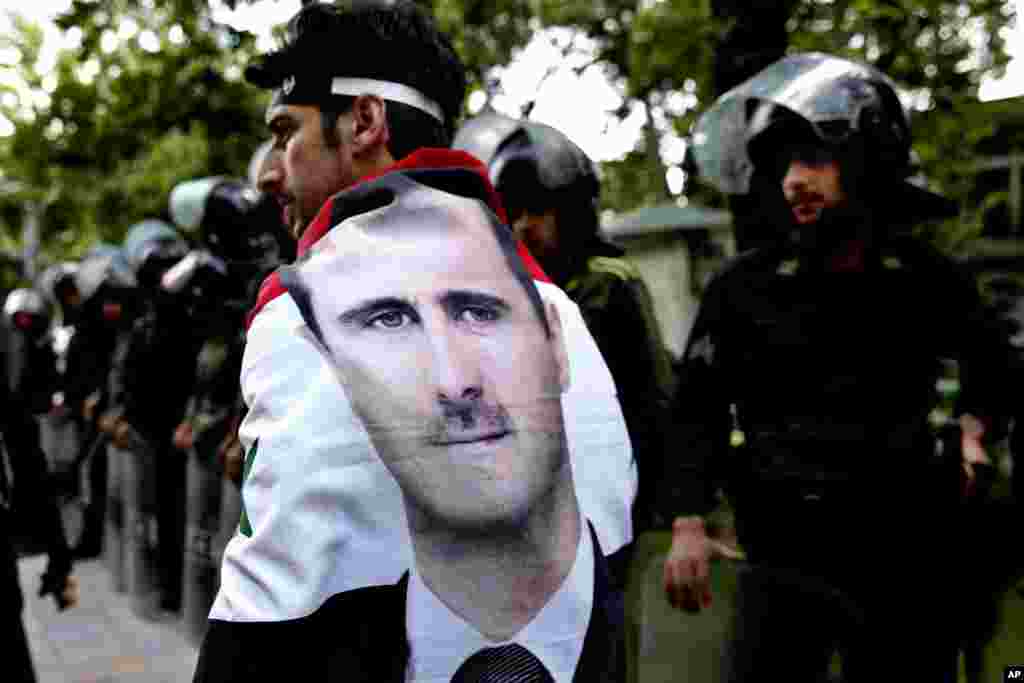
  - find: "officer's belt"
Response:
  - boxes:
[738,420,934,491]
[744,419,930,451]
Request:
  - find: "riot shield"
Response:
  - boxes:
[104,442,126,593]
[119,425,164,620]
[180,444,225,645]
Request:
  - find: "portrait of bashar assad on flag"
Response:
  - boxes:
[280,170,624,682]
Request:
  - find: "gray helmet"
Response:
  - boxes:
[4,288,47,319]
[76,244,136,303]
[454,113,599,202]
[122,219,187,281]
[451,111,522,169]
[36,261,79,305]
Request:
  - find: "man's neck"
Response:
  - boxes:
[409,479,581,642]
[352,147,397,185]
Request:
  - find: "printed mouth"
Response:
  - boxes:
[431,429,512,446]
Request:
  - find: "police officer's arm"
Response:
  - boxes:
[663,272,740,611]
[908,238,1013,486]
[583,276,674,530]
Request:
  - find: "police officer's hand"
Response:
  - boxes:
[98,409,118,434]
[112,419,132,449]
[83,393,101,422]
[173,421,194,451]
[663,516,743,613]
[218,432,243,484]
[39,573,79,611]
[960,413,992,499]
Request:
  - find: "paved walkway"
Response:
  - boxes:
[18,554,199,683]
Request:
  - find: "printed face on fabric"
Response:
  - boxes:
[265,101,358,240]
[292,185,571,534]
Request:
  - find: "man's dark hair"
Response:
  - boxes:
[246,1,466,160]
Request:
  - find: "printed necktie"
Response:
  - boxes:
[450,643,555,683]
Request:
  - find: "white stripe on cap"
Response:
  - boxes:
[330,77,443,123]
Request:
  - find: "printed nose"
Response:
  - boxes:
[430,325,484,405]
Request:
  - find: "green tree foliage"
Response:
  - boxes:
[0,0,1015,268]
[0,0,268,269]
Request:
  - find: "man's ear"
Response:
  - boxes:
[545,301,570,393]
[350,94,391,161]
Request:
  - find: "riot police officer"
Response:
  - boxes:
[166,176,284,458]
[455,113,675,533]
[114,220,197,612]
[662,53,1013,681]
[66,245,139,558]
[166,175,285,640]
[0,287,79,683]
[37,261,81,327]
[3,289,59,417]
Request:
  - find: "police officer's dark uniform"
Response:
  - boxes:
[64,246,140,557]
[455,114,676,534]
[116,220,199,611]
[0,290,75,683]
[668,53,1013,681]
[166,176,285,635]
[167,176,285,464]
[4,289,60,418]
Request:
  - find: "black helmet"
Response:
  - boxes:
[691,52,954,219]
[455,112,599,204]
[122,219,188,290]
[745,76,910,192]
[454,113,606,258]
[169,176,282,269]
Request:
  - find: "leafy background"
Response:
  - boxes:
[0,0,1017,276]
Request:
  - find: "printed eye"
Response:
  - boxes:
[366,310,414,329]
[458,306,500,324]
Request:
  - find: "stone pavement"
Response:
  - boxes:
[18,554,199,683]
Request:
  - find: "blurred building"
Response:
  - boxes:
[601,202,733,360]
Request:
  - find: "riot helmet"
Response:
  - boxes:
[37,261,80,313]
[451,111,522,171]
[122,219,188,290]
[745,75,909,199]
[690,52,954,221]
[168,176,284,301]
[455,112,599,213]
[4,288,50,338]
[169,177,282,270]
[75,244,138,325]
[76,244,135,304]
[454,113,613,281]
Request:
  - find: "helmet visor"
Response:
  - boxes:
[691,52,905,194]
